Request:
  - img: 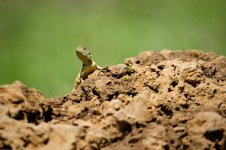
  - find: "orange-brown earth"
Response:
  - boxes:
[0,50,226,150]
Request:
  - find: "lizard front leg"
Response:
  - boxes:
[75,72,82,87]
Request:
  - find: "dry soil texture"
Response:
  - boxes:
[0,50,226,150]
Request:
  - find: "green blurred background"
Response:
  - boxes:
[0,0,226,98]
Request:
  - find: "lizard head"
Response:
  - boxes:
[75,46,92,65]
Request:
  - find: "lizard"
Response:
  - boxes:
[74,46,102,87]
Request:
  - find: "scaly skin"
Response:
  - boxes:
[75,46,101,87]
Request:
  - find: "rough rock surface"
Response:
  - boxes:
[0,50,226,150]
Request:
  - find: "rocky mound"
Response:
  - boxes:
[0,50,226,150]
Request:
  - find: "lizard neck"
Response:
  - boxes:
[82,60,92,66]
[82,61,97,68]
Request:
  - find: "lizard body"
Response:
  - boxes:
[75,46,101,87]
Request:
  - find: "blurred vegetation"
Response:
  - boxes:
[0,0,226,98]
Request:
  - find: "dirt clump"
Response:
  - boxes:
[0,50,226,149]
